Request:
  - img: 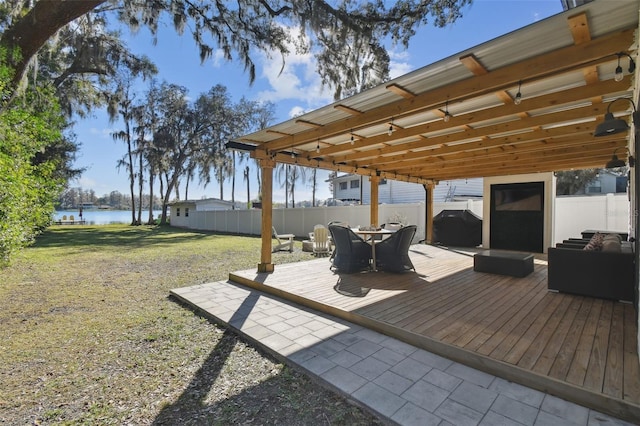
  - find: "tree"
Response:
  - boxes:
[1,1,472,103]
[0,50,67,264]
[556,169,602,196]
[33,12,156,118]
[243,165,251,209]
[310,167,318,207]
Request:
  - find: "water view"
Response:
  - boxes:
[54,210,165,225]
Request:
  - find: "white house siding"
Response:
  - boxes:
[332,174,483,204]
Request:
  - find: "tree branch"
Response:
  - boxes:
[0,0,106,88]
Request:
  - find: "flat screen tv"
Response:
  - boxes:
[492,182,543,212]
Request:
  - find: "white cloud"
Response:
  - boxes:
[211,49,227,68]
[254,26,333,112]
[89,127,113,139]
[388,46,416,80]
[288,105,307,119]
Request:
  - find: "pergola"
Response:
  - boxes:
[230,0,640,273]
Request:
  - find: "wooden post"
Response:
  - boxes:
[370,175,379,227]
[424,183,435,244]
[258,158,276,272]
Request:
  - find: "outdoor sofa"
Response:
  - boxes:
[547,232,635,303]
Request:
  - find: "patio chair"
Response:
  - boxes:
[328,224,372,273]
[272,226,294,253]
[375,225,417,273]
[312,224,331,257]
[382,222,404,231]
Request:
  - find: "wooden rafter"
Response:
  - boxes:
[256,29,633,153]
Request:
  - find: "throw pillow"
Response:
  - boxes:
[583,232,605,251]
[602,233,622,252]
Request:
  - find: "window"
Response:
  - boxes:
[616,176,628,193]
[185,208,190,217]
[176,207,180,217]
[339,182,347,190]
[350,180,360,189]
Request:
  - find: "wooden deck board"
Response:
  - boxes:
[566,299,603,387]
[548,298,591,381]
[229,244,640,422]
[624,305,640,401]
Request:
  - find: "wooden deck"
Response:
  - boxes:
[230,244,640,423]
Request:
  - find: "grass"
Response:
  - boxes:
[0,225,381,425]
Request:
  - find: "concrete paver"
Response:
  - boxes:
[170,281,636,426]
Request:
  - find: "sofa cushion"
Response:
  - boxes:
[583,232,605,251]
[602,233,622,252]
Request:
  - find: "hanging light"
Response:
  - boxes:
[388,119,394,136]
[615,54,624,82]
[350,131,355,145]
[514,80,522,105]
[594,97,638,137]
[316,139,320,153]
[443,99,451,122]
[614,52,636,82]
[605,147,635,168]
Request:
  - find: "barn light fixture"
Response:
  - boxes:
[388,118,394,136]
[316,139,320,153]
[605,147,635,168]
[594,97,638,136]
[350,130,355,145]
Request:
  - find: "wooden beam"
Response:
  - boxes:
[334,104,363,115]
[310,77,629,158]
[329,100,629,165]
[386,83,415,98]
[251,148,434,185]
[260,29,634,152]
[295,119,323,128]
[266,129,290,137]
[460,54,489,76]
[568,12,591,45]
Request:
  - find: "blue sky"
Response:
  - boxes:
[71,0,563,203]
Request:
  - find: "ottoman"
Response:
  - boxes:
[473,250,534,278]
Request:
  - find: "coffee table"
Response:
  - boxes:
[473,250,534,278]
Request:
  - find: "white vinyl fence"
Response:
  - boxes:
[172,194,630,246]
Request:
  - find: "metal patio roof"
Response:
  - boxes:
[235,0,640,185]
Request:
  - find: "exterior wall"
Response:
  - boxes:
[332,175,483,204]
[169,202,196,228]
[482,173,556,252]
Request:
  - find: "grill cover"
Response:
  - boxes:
[433,210,482,247]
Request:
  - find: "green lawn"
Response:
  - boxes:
[0,225,380,425]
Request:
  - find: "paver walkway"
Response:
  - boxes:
[171,280,634,426]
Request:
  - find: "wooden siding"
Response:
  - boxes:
[230,244,640,423]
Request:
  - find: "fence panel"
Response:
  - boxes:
[175,194,630,246]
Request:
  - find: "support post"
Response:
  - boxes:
[370,175,380,227]
[258,158,276,272]
[424,183,435,244]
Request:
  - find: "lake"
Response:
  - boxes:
[54,210,165,225]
